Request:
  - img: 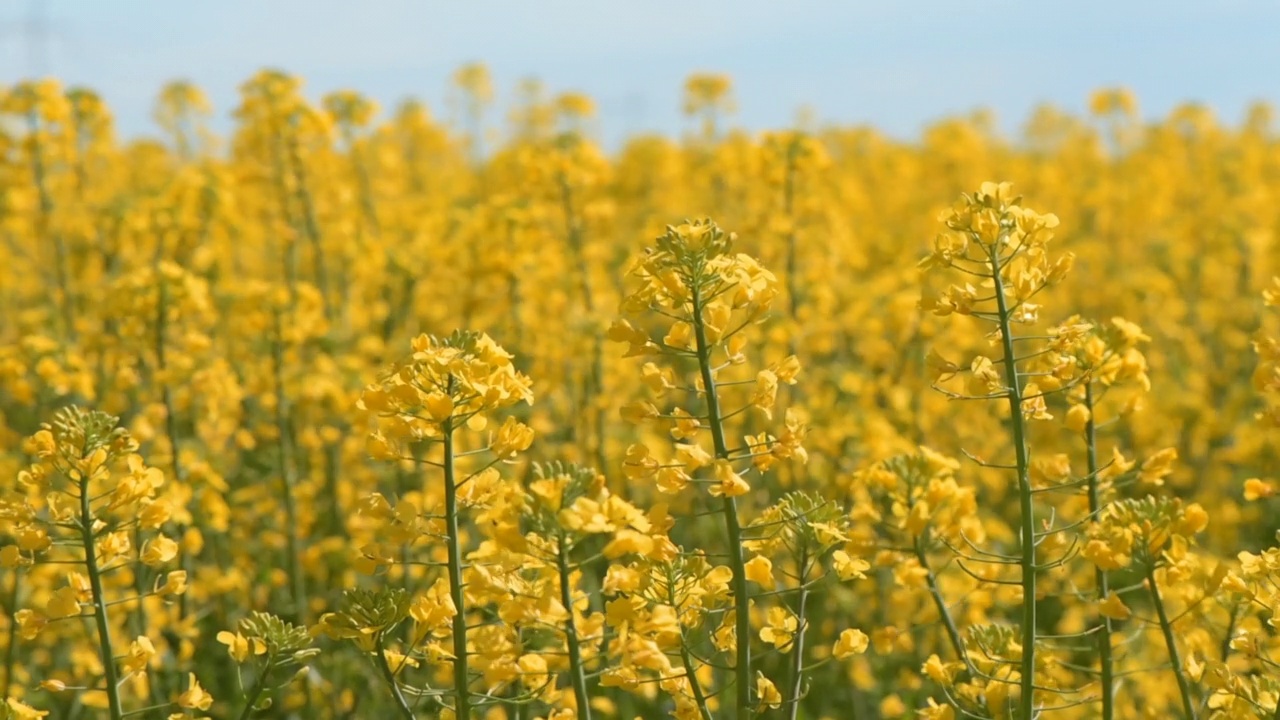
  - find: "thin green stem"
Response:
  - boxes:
[323,442,346,538]
[1147,566,1197,719]
[443,402,472,719]
[285,131,332,321]
[153,249,192,695]
[3,571,20,696]
[559,178,608,473]
[375,642,417,720]
[27,111,76,341]
[785,569,809,720]
[782,147,800,339]
[234,659,273,720]
[1084,384,1114,720]
[915,538,975,677]
[988,243,1036,719]
[267,117,300,307]
[690,275,751,719]
[270,317,307,623]
[80,476,125,720]
[345,126,381,234]
[678,639,715,720]
[556,537,592,720]
[668,565,715,720]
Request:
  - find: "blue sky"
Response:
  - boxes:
[2,0,1278,147]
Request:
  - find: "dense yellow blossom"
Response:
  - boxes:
[0,68,1277,720]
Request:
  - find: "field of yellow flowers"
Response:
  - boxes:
[1,65,1279,720]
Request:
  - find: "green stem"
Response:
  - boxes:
[678,639,715,720]
[286,130,332,322]
[988,243,1036,719]
[375,642,417,720]
[346,126,381,235]
[324,442,345,538]
[153,251,192,681]
[267,117,301,308]
[785,571,809,720]
[559,178,608,473]
[27,111,75,341]
[782,148,800,335]
[3,571,20,696]
[270,317,307,622]
[556,536,592,720]
[690,276,751,718]
[504,219,524,351]
[80,474,125,720]
[234,660,272,720]
[669,567,714,720]
[1084,385,1113,720]
[915,537,974,677]
[443,408,472,719]
[1147,566,1197,719]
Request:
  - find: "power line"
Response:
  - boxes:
[0,0,63,79]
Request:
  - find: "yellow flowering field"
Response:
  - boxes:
[1,67,1279,720]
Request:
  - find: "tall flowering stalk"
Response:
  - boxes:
[1084,497,1209,718]
[920,183,1072,717]
[2,81,77,342]
[611,219,806,718]
[327,330,534,718]
[1055,317,1152,718]
[0,408,196,719]
[216,611,317,719]
[523,460,641,720]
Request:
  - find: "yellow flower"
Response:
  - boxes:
[925,348,960,382]
[879,694,908,716]
[922,654,953,684]
[0,546,27,568]
[832,551,870,581]
[755,672,782,710]
[490,417,534,459]
[709,460,749,498]
[1065,403,1090,432]
[14,610,46,640]
[905,501,931,536]
[217,631,266,663]
[46,586,81,619]
[177,673,214,710]
[1244,478,1275,501]
[1082,539,1130,570]
[1138,447,1178,487]
[138,500,172,530]
[409,579,457,634]
[833,628,869,659]
[120,636,157,675]
[966,356,1002,396]
[771,355,802,384]
[5,698,48,719]
[622,444,658,481]
[156,571,188,597]
[920,698,956,720]
[1178,503,1209,535]
[1098,592,1132,621]
[751,369,779,418]
[96,531,132,564]
[759,607,797,651]
[15,527,50,553]
[423,392,454,422]
[141,535,179,567]
[743,556,773,587]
